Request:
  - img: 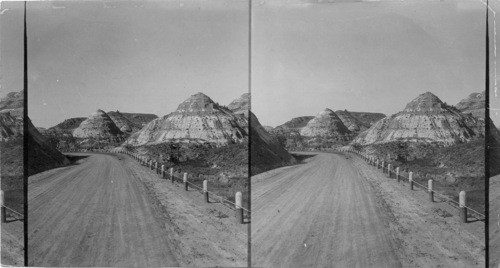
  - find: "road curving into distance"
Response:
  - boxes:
[252,152,402,267]
[28,153,179,267]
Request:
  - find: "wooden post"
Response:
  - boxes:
[459,191,467,223]
[170,168,174,183]
[387,164,392,178]
[161,165,165,178]
[203,180,209,203]
[409,172,413,190]
[1,191,5,223]
[381,161,385,172]
[396,167,400,182]
[428,179,434,202]
[183,173,188,191]
[235,191,243,224]
[376,159,380,169]
[155,162,158,174]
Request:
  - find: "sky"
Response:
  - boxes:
[1,0,249,128]
[252,0,487,127]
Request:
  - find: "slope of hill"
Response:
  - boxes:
[28,117,70,176]
[251,112,296,175]
[335,109,370,133]
[456,91,485,119]
[348,111,386,126]
[107,111,141,133]
[117,112,158,127]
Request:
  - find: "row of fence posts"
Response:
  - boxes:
[115,149,245,224]
[340,148,469,223]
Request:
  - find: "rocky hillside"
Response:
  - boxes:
[49,117,86,131]
[0,90,24,217]
[28,117,70,176]
[124,93,247,147]
[107,111,142,133]
[335,109,370,133]
[73,109,124,139]
[251,112,296,175]
[0,90,23,118]
[275,116,314,131]
[227,92,249,114]
[0,113,23,142]
[300,109,352,141]
[111,112,157,128]
[347,111,386,126]
[353,92,484,146]
[456,91,485,119]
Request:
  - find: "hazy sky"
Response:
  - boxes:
[2,0,249,128]
[252,0,487,127]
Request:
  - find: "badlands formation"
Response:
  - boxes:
[353,92,484,146]
[73,109,124,139]
[125,93,247,146]
[107,111,142,133]
[335,109,370,133]
[300,108,352,141]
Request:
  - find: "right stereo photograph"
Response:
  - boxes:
[251,1,487,267]
[489,0,500,268]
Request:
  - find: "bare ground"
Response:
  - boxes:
[251,152,484,267]
[1,219,24,266]
[490,174,500,268]
[28,152,246,267]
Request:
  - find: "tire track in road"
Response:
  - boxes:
[28,153,179,267]
[252,152,402,267]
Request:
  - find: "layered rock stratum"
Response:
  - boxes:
[107,111,141,133]
[124,93,247,146]
[111,112,157,128]
[455,91,485,119]
[335,109,370,133]
[347,111,386,126]
[353,92,485,145]
[300,108,352,141]
[73,110,124,139]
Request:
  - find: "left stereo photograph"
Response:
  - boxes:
[1,1,26,266]
[3,0,251,266]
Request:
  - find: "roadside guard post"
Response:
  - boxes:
[170,168,174,183]
[1,190,5,223]
[459,191,467,223]
[381,161,385,173]
[203,180,209,203]
[376,159,380,169]
[235,191,243,224]
[161,165,165,178]
[428,179,434,202]
[183,173,188,191]
[155,162,158,174]
[387,164,392,178]
[396,167,400,182]
[409,172,414,190]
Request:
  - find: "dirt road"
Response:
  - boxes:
[252,152,484,267]
[29,153,246,267]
